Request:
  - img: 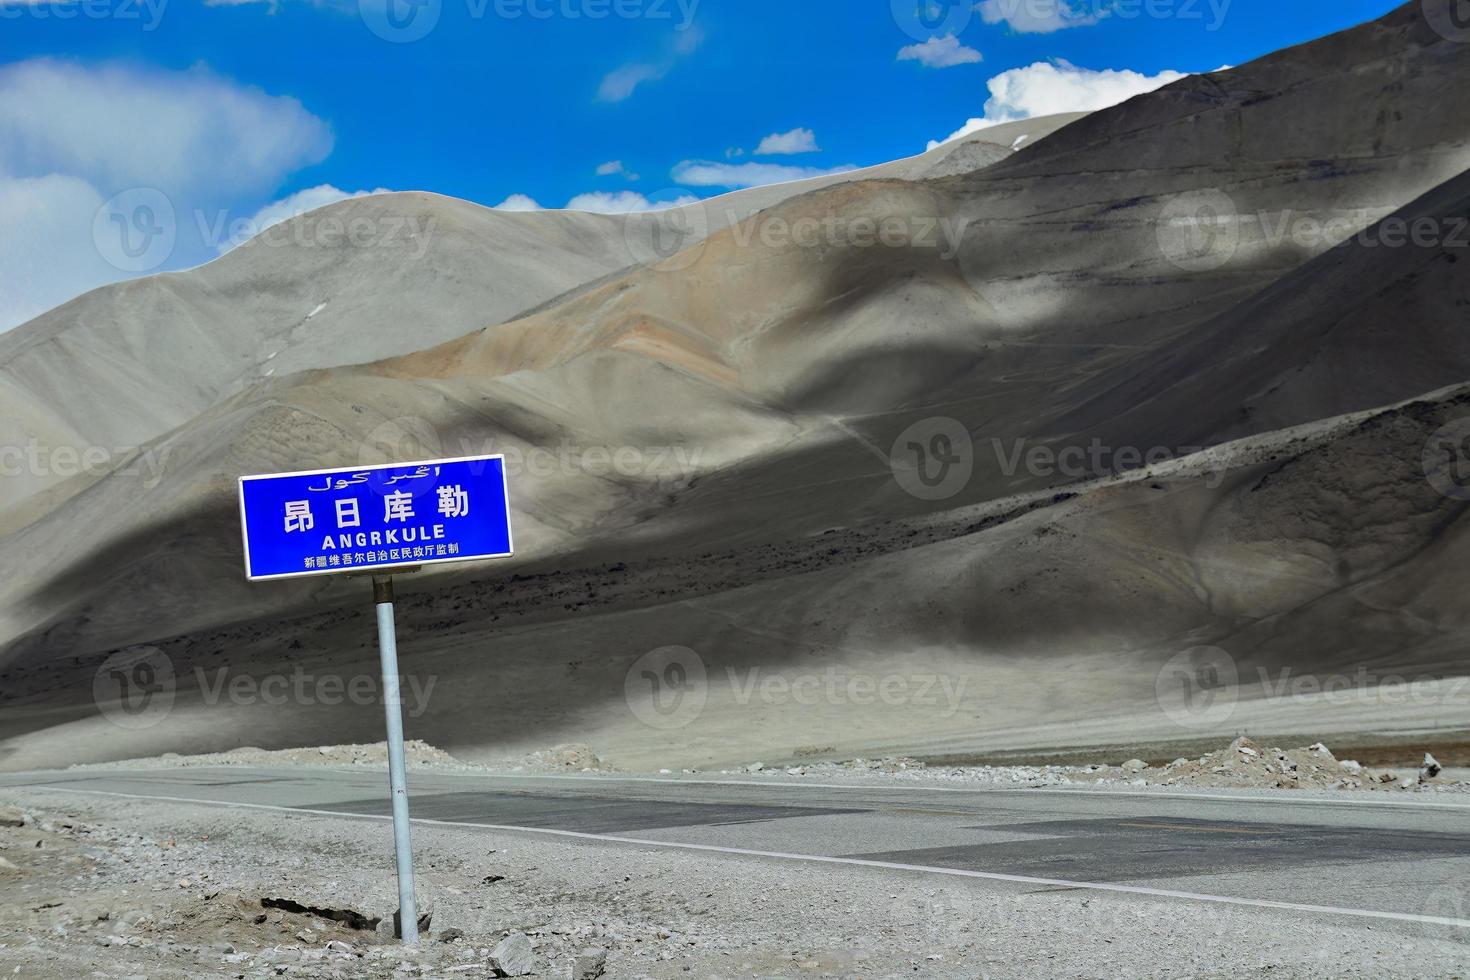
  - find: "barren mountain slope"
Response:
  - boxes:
[0,342,813,660]
[1046,167,1470,452]
[425,0,1470,432]
[0,116,1072,516]
[3,382,1466,771]
[5,2,1470,663]
[2,4,1470,767]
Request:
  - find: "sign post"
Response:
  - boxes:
[372,571,418,942]
[238,455,513,943]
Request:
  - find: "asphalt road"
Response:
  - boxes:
[4,767,1469,933]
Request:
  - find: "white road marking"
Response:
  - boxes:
[17,783,1470,931]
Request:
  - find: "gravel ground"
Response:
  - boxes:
[1,782,1468,979]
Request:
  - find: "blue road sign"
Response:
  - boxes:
[238,455,513,580]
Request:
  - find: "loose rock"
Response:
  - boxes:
[573,946,608,979]
[488,931,535,977]
[534,744,602,770]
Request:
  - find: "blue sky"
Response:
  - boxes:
[0,0,1404,329]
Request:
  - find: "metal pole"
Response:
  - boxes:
[373,574,418,944]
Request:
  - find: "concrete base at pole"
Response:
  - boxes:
[372,573,419,944]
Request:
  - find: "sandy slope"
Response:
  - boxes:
[8,1,1468,657]
[3,383,1468,772]
[1046,167,1470,453]
[0,116,1074,518]
[2,4,1470,770]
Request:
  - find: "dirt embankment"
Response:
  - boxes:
[711,737,1468,794]
[76,736,1468,796]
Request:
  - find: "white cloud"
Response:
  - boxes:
[596,26,704,103]
[0,59,334,332]
[0,59,332,198]
[216,184,390,253]
[975,0,1105,34]
[0,173,115,331]
[564,190,698,213]
[492,190,698,214]
[897,35,983,69]
[672,26,702,54]
[929,61,1190,148]
[597,63,665,103]
[594,159,639,180]
[671,160,857,189]
[494,193,543,211]
[754,128,820,155]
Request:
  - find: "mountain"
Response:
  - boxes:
[1,3,1469,770]
[1048,167,1470,451]
[0,115,1076,521]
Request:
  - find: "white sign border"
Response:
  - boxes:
[238,453,514,582]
